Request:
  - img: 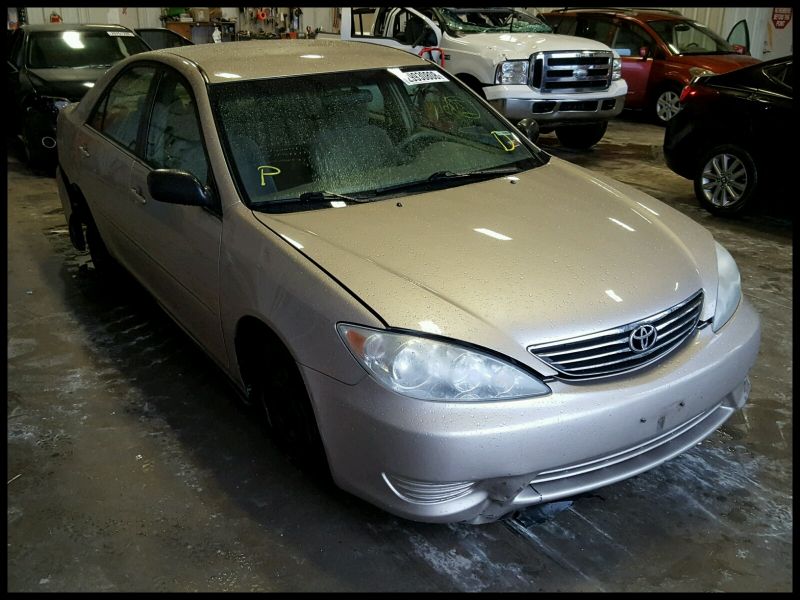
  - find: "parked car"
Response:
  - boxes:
[56,41,760,524]
[664,56,793,217]
[6,23,151,167]
[134,27,193,50]
[541,8,761,123]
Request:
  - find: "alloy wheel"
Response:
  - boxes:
[700,153,748,208]
[656,90,681,122]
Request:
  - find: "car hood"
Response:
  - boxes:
[673,53,760,73]
[28,67,109,101]
[454,32,617,60]
[252,158,719,370]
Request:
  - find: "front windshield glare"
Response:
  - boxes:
[27,31,150,68]
[211,67,543,211]
[439,8,552,34]
[648,20,734,55]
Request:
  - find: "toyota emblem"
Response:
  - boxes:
[629,324,658,352]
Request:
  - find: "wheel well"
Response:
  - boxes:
[234,316,299,394]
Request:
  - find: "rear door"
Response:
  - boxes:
[76,64,158,269]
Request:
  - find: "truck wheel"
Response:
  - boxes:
[693,144,757,217]
[653,84,683,124]
[555,122,608,150]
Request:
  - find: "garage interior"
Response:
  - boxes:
[6,6,793,593]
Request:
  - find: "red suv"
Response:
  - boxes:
[542,8,760,123]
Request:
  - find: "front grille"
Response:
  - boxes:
[530,50,613,94]
[528,290,704,379]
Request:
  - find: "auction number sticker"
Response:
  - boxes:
[388,68,449,85]
[107,31,135,36]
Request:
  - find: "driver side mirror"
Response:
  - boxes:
[639,46,650,59]
[147,169,213,207]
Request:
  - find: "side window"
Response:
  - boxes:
[89,66,156,153]
[350,7,378,38]
[389,9,434,46]
[550,16,576,36]
[575,17,615,46]
[612,22,654,57]
[145,69,208,184]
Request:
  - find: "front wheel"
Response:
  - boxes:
[653,85,683,124]
[248,344,328,472]
[554,122,608,150]
[693,144,757,217]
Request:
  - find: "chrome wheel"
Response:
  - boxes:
[655,89,681,122]
[700,152,748,208]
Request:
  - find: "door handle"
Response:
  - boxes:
[79,144,90,158]
[130,186,147,204]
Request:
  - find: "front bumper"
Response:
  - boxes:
[485,80,628,125]
[304,297,760,524]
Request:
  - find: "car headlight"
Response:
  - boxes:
[612,57,622,80]
[712,241,742,332]
[495,60,529,85]
[688,66,716,78]
[337,324,551,401]
[40,95,71,111]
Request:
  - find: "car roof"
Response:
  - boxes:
[20,23,136,33]
[157,39,429,83]
[546,8,689,22]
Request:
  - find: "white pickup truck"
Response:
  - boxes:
[334,7,628,149]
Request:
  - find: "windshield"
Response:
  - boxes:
[438,7,552,34]
[210,67,545,212]
[27,30,150,69]
[648,19,735,55]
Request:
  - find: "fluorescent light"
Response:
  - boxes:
[62,31,84,49]
[474,228,512,241]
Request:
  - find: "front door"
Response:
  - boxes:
[342,7,443,64]
[126,67,225,364]
[611,20,657,109]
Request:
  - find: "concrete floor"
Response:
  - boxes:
[7,115,792,592]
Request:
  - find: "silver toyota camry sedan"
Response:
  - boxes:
[56,40,760,524]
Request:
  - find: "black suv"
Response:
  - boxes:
[6,23,150,167]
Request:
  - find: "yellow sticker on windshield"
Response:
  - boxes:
[258,165,281,186]
[492,131,520,152]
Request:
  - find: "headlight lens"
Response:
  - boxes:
[612,57,622,80]
[712,241,742,331]
[688,66,716,78]
[337,324,551,401]
[40,95,71,111]
[495,60,529,85]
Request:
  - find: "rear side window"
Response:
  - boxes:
[89,66,156,153]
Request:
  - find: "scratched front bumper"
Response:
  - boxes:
[302,298,760,524]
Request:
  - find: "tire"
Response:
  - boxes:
[247,343,328,472]
[554,122,608,150]
[84,211,119,274]
[20,124,46,169]
[693,144,757,217]
[653,85,683,125]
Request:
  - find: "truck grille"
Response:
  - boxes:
[529,50,613,93]
[528,290,704,379]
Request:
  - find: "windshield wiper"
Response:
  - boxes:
[428,166,522,181]
[252,189,375,209]
[354,166,523,198]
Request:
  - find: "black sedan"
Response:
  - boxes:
[663,56,793,216]
[6,23,150,168]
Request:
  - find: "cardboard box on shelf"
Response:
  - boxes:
[190,7,209,23]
